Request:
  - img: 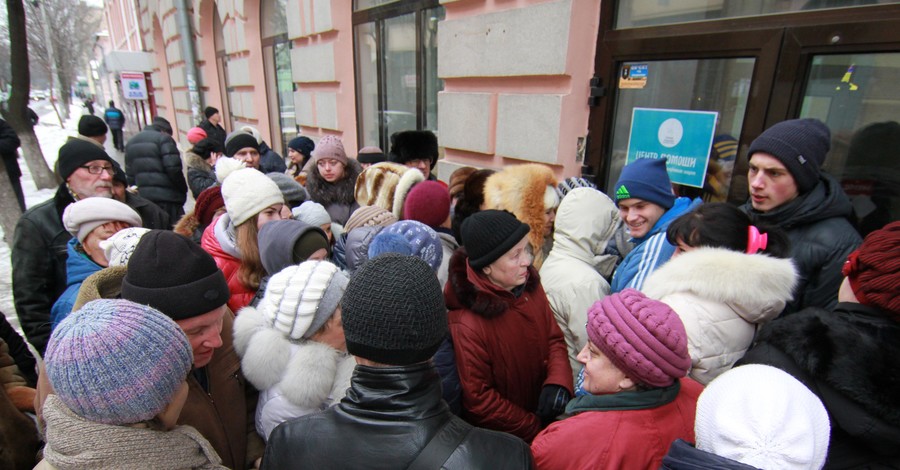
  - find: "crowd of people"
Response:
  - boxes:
[0,112,897,470]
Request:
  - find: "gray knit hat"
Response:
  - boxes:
[342,254,446,365]
[267,172,308,207]
[261,261,348,340]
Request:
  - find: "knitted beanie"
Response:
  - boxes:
[224,131,260,158]
[187,127,208,145]
[448,167,477,200]
[57,138,115,180]
[355,162,425,218]
[112,161,127,185]
[586,289,690,388]
[99,227,151,267]
[62,197,142,243]
[696,364,830,470]
[342,254,446,365]
[78,115,108,137]
[121,230,230,320]
[194,186,225,227]
[45,299,193,425]
[221,168,285,226]
[558,177,597,198]
[292,201,331,227]
[748,118,830,194]
[372,220,443,272]
[261,261,348,341]
[614,158,675,209]
[192,138,224,161]
[267,172,308,207]
[288,136,315,160]
[345,206,399,232]
[368,232,414,259]
[389,130,439,169]
[357,146,387,165]
[312,135,348,165]
[461,210,530,270]
[204,106,219,119]
[842,220,900,319]
[403,181,451,229]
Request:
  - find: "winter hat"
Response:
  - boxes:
[62,197,142,243]
[372,220,443,272]
[357,146,387,165]
[345,206,398,232]
[403,181,451,228]
[214,156,246,183]
[448,166,477,200]
[842,220,900,319]
[342,254,446,365]
[192,138,224,161]
[367,233,414,259]
[204,106,219,119]
[194,186,225,227]
[311,135,349,165]
[45,299,192,425]
[99,227,151,267]
[355,162,425,218]
[696,364,830,470]
[258,220,330,274]
[224,131,260,158]
[239,125,263,145]
[558,177,597,198]
[288,136,315,160]
[187,127,208,145]
[57,138,115,180]
[152,116,173,135]
[389,130,439,169]
[267,172,308,207]
[261,261,348,340]
[111,161,127,186]
[121,230,230,320]
[748,118,830,194]
[293,201,331,227]
[78,115,108,137]
[461,210,530,270]
[586,288,690,388]
[221,168,285,226]
[614,158,675,209]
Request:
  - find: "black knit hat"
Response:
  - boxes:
[748,118,830,194]
[225,132,259,158]
[111,161,127,185]
[204,106,219,119]
[461,210,530,269]
[121,230,230,320]
[78,115,108,137]
[57,138,115,180]
[389,130,439,169]
[342,254,447,365]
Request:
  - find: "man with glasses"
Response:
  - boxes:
[125,116,188,223]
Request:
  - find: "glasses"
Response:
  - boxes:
[81,165,115,175]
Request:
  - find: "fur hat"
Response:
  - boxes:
[267,172,308,207]
[99,227,151,267]
[355,162,425,219]
[586,289,690,388]
[448,166,477,200]
[187,127,208,145]
[389,130,439,169]
[224,131,259,158]
[78,115,108,138]
[259,261,348,341]
[46,299,192,425]
[842,221,900,319]
[345,206,398,232]
[292,201,331,227]
[748,118,830,194]
[461,210,530,270]
[204,106,219,119]
[696,364,830,470]
[371,220,442,272]
[57,139,115,181]
[62,197,142,243]
[357,146,387,165]
[404,180,450,228]
[221,168,285,226]
[614,158,675,210]
[312,135,348,165]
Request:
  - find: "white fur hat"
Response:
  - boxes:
[292,201,331,227]
[696,364,830,470]
[220,167,285,226]
[99,227,151,267]
[354,162,424,218]
[262,261,349,341]
[62,197,142,243]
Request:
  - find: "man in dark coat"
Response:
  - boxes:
[0,118,24,211]
[389,129,439,180]
[103,100,126,152]
[124,116,187,222]
[198,106,227,148]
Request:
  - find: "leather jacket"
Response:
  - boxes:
[262,362,533,470]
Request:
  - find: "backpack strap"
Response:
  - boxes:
[407,417,473,470]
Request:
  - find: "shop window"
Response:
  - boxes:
[261,0,296,154]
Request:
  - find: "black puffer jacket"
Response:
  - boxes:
[261,363,533,470]
[124,124,187,204]
[742,174,861,314]
[739,303,900,469]
[198,119,226,148]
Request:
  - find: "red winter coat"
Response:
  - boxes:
[444,248,573,442]
[531,378,703,470]
[201,216,254,313]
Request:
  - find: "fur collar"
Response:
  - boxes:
[306,158,361,206]
[173,212,200,239]
[185,150,212,173]
[445,247,540,319]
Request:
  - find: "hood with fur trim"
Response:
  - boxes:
[305,157,362,207]
[444,247,541,319]
[185,149,213,174]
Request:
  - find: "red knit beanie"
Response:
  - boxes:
[403,181,450,229]
[842,221,900,320]
[194,186,225,227]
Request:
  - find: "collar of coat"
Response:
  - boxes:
[445,247,540,319]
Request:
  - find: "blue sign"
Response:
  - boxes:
[625,107,718,188]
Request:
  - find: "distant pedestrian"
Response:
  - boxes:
[124,116,188,223]
[103,101,126,152]
[199,106,227,147]
[83,97,95,115]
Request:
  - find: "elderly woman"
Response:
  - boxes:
[305,135,361,226]
[531,289,703,469]
[445,209,572,442]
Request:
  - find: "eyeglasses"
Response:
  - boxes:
[80,165,115,175]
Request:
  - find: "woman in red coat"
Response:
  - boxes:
[531,289,702,469]
[445,210,572,443]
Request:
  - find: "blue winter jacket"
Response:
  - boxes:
[50,239,103,328]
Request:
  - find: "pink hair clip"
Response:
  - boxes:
[747,226,768,254]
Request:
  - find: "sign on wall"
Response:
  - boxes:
[625,107,718,188]
[120,72,148,100]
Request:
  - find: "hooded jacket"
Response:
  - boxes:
[739,302,900,469]
[185,149,217,199]
[661,439,760,470]
[344,226,383,274]
[250,220,328,306]
[444,248,573,442]
[540,188,620,382]
[642,248,797,384]
[49,239,103,328]
[201,215,255,313]
[305,158,362,226]
[124,124,187,204]
[742,174,861,314]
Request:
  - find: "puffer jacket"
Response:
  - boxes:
[742,174,861,314]
[642,247,797,384]
[261,362,533,470]
[185,149,217,199]
[540,188,620,382]
[444,248,573,442]
[661,439,760,470]
[305,158,362,226]
[201,215,255,313]
[344,226,383,273]
[258,142,287,174]
[124,124,187,204]
[49,239,103,328]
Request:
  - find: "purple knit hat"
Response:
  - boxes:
[45,299,193,425]
[586,289,690,387]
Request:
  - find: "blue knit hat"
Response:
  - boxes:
[370,220,443,272]
[45,299,193,425]
[614,158,675,209]
[748,118,830,194]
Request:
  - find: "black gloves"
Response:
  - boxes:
[536,384,571,425]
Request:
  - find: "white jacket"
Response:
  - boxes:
[642,247,797,384]
[539,188,621,382]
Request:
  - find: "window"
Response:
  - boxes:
[261,0,296,154]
